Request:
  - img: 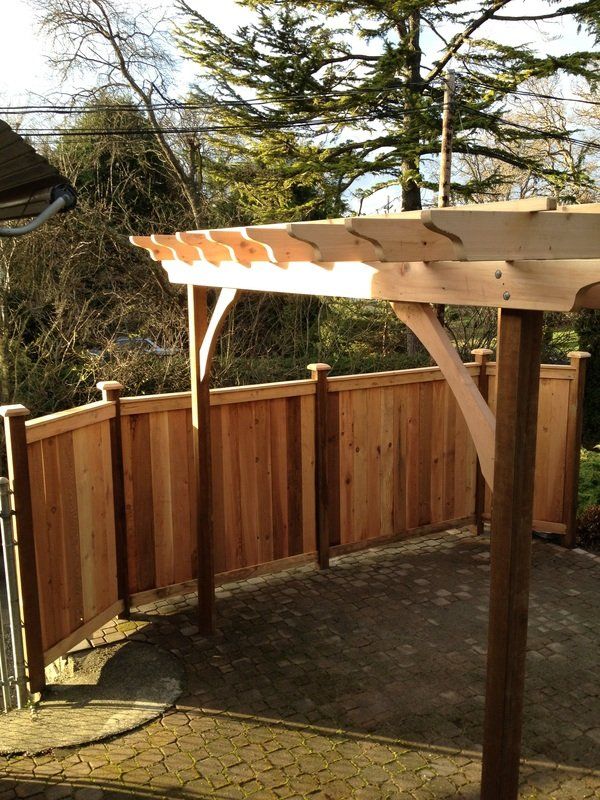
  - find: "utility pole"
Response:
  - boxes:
[438,70,456,209]
[436,70,456,326]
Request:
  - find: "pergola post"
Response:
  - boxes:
[0,405,45,695]
[188,285,216,635]
[481,308,544,800]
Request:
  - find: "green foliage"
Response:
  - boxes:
[579,448,600,513]
[574,310,600,448]
[577,504,600,551]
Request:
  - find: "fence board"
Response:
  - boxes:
[23,414,119,661]
[484,364,573,529]
[270,398,290,559]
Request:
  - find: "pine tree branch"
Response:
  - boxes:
[425,0,514,85]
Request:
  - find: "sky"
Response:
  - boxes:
[0,0,594,105]
[0,0,595,212]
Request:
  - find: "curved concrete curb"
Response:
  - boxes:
[0,641,184,755]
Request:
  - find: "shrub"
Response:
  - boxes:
[577,504,600,551]
[578,447,600,513]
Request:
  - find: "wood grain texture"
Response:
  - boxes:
[392,302,495,487]
[481,309,543,800]
[483,363,575,534]
[24,417,119,665]
[2,408,46,693]
[132,204,600,312]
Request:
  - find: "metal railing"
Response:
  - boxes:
[0,477,27,711]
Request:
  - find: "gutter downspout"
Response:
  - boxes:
[0,185,77,238]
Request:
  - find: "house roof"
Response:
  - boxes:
[0,120,70,222]
[131,197,600,312]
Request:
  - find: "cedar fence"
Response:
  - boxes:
[0,352,589,691]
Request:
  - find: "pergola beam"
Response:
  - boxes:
[151,257,599,313]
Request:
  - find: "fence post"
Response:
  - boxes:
[562,351,591,548]
[97,381,130,617]
[307,363,331,569]
[471,348,494,535]
[0,405,45,695]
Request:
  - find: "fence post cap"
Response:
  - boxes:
[96,381,124,392]
[470,348,494,357]
[567,351,591,360]
[0,404,30,418]
[307,363,332,373]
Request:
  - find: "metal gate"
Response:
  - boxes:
[0,477,27,712]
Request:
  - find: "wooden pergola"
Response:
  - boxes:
[132,197,600,800]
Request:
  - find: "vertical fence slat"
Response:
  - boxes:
[270,398,290,560]
[209,406,227,575]
[0,405,45,695]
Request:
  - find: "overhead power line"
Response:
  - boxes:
[453,101,600,152]
[0,82,443,116]
[2,77,599,117]
[456,66,600,107]
[12,112,394,137]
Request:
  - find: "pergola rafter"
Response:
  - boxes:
[131,197,600,800]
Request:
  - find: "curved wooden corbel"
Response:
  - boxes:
[391,301,495,488]
[199,287,240,381]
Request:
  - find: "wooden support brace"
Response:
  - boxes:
[188,286,240,635]
[199,288,239,381]
[391,302,495,487]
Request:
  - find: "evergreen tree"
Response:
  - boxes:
[176,0,600,211]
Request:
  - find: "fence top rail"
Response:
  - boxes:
[120,379,317,415]
[25,400,115,443]
[485,363,575,380]
[327,363,480,392]
[18,360,579,431]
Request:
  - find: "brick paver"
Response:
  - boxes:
[1,529,598,799]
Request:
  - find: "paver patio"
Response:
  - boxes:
[0,528,598,800]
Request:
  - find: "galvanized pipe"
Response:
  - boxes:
[0,477,28,708]
[0,583,11,711]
